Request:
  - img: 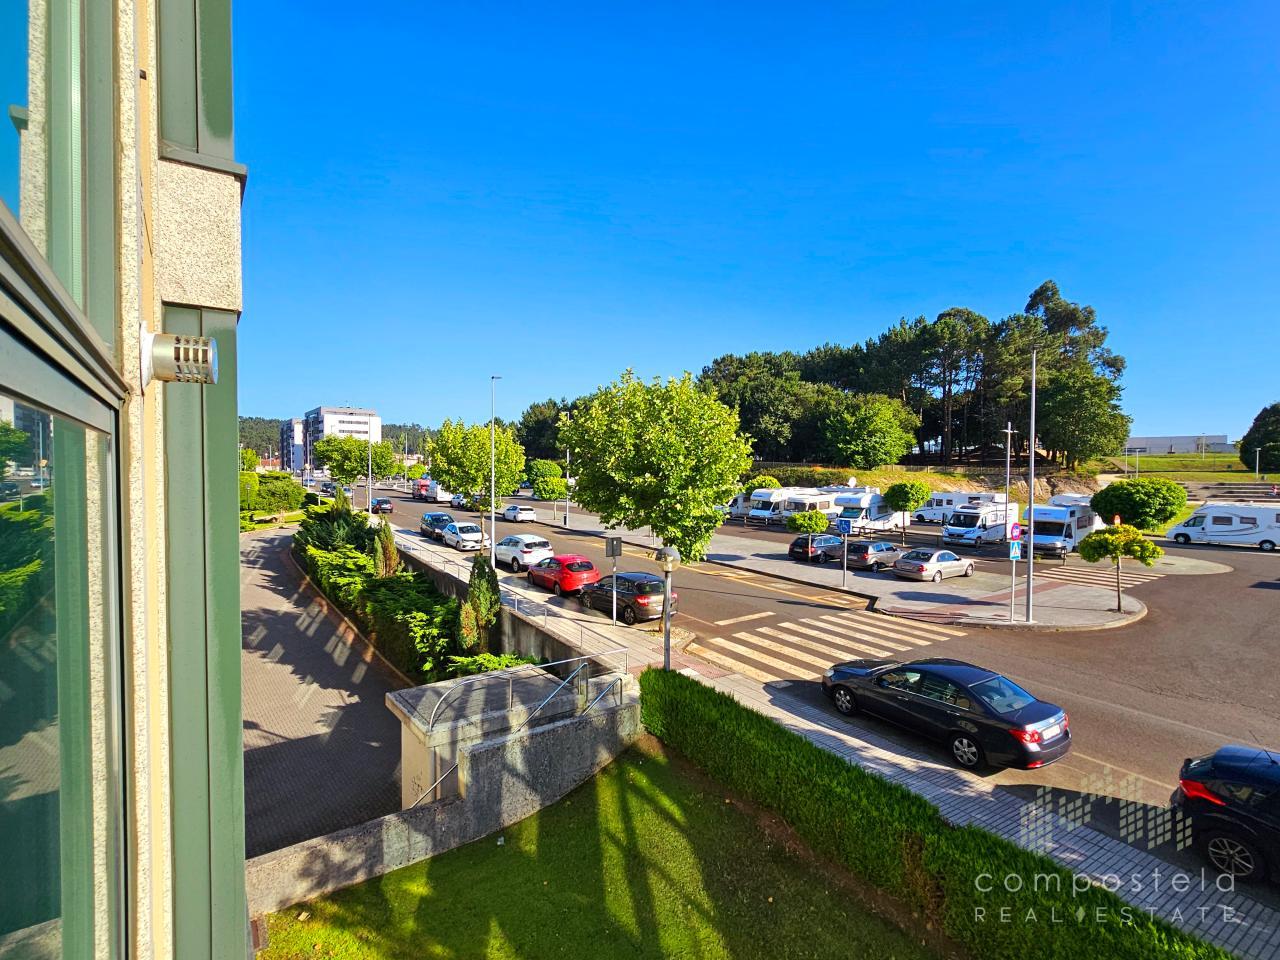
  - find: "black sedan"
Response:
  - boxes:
[419,512,455,540]
[821,657,1071,771]
[788,534,842,563]
[1171,745,1280,883]
[579,572,677,625]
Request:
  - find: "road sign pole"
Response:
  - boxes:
[612,555,617,624]
[842,531,848,589]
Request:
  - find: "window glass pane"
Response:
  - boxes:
[0,392,106,954]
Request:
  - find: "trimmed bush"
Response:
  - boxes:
[744,473,781,490]
[448,652,536,677]
[639,669,1230,960]
[785,510,830,533]
[254,472,307,512]
[1091,478,1187,530]
[238,471,260,511]
[532,476,568,501]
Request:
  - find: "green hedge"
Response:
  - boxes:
[764,466,858,487]
[639,670,1229,960]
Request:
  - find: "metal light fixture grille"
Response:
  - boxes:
[141,330,219,386]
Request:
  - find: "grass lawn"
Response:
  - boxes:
[260,742,939,960]
[1139,503,1198,536]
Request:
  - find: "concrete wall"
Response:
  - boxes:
[244,697,641,917]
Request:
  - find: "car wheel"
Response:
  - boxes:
[963,564,974,577]
[950,734,985,769]
[621,605,637,626]
[510,558,522,573]
[914,514,926,524]
[1260,540,1276,552]
[553,582,563,597]
[870,561,882,572]
[1174,533,1191,545]
[832,686,858,716]
[1202,831,1267,883]
[526,571,534,584]
[932,571,942,583]
[815,551,828,563]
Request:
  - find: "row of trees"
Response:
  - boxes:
[1241,402,1280,472]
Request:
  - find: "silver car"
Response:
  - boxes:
[494,534,554,572]
[502,504,538,522]
[443,522,489,551]
[829,539,908,571]
[892,548,974,582]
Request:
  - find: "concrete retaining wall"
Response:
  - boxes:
[244,697,641,917]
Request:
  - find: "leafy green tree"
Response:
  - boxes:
[924,308,989,464]
[238,471,259,511]
[1240,403,1280,472]
[527,458,565,500]
[823,394,920,469]
[0,420,32,473]
[427,419,526,512]
[515,398,571,460]
[312,436,398,484]
[745,474,781,490]
[1090,478,1187,531]
[560,370,752,561]
[254,472,307,512]
[1079,524,1163,612]
[465,554,502,653]
[1038,373,1131,469]
[786,511,830,534]
[240,447,260,471]
[406,462,426,480]
[374,519,400,578]
[884,480,931,543]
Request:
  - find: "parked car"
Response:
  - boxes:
[451,492,481,510]
[320,481,336,495]
[494,534,554,572]
[0,480,19,500]
[892,548,973,582]
[502,504,538,523]
[822,657,1071,771]
[838,540,907,571]
[788,534,844,563]
[526,554,600,596]
[442,522,488,551]
[1170,745,1280,883]
[340,485,353,498]
[419,512,455,540]
[368,497,393,514]
[579,572,677,625]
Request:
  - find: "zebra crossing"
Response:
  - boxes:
[686,609,967,684]
[1030,563,1165,589]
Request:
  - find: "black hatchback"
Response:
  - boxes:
[419,512,454,540]
[1171,745,1280,883]
[821,657,1071,771]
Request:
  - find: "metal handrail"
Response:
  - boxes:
[410,760,459,809]
[581,676,622,716]
[514,661,589,734]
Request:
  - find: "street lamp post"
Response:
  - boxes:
[367,436,373,513]
[1025,350,1037,625]
[1002,421,1017,623]
[1256,448,1262,481]
[490,375,501,567]
[656,546,681,670]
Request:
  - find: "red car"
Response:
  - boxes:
[526,554,601,596]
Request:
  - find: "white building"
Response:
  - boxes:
[302,406,382,468]
[1125,434,1233,455]
[279,417,305,472]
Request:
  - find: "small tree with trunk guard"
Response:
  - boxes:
[1078,524,1163,612]
[884,480,931,544]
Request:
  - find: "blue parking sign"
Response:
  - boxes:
[837,518,854,535]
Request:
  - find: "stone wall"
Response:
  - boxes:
[244,696,641,917]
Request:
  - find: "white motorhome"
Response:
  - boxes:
[833,489,903,533]
[1023,498,1103,555]
[942,501,1019,547]
[1167,502,1279,552]
[427,479,452,503]
[720,492,754,520]
[747,487,805,525]
[913,491,1008,524]
[781,491,842,522]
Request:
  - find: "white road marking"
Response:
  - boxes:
[713,611,775,626]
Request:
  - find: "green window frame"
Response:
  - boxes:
[157,0,244,174]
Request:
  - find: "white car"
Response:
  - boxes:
[494,534,554,572]
[443,522,488,551]
[503,504,538,523]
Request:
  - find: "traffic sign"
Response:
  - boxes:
[836,518,854,535]
[1009,522,1022,542]
[604,536,622,558]
[1009,540,1022,561]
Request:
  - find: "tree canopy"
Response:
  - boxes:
[313,436,398,484]
[514,398,572,460]
[427,419,525,510]
[559,371,752,561]
[239,447,260,472]
[1090,478,1187,531]
[1079,524,1163,612]
[823,395,920,469]
[0,420,32,472]
[1241,403,1280,472]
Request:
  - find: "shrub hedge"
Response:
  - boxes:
[785,510,830,534]
[639,669,1229,960]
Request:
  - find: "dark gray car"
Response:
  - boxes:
[827,539,907,571]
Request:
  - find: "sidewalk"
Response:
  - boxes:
[391,521,1280,960]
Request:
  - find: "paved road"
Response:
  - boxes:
[379,492,1279,802]
[241,529,406,857]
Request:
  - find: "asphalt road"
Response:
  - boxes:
[378,489,1279,811]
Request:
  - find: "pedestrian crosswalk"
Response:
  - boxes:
[1030,563,1165,589]
[685,609,967,683]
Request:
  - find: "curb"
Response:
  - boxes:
[281,537,419,689]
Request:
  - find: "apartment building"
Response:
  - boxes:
[301,405,381,468]
[2,0,249,957]
[278,417,304,473]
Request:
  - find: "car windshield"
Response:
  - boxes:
[947,513,979,528]
[901,550,933,561]
[457,524,481,534]
[632,580,664,595]
[1033,521,1067,537]
[970,676,1036,715]
[565,561,594,572]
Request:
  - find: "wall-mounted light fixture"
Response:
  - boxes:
[141,328,218,387]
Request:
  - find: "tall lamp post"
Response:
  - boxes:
[1025,350,1037,624]
[1002,421,1017,623]
[1256,448,1262,481]
[656,546,681,670]
[490,375,501,567]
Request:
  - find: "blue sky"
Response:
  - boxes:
[230,3,1272,436]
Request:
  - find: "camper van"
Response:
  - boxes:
[942,501,1019,547]
[747,487,805,525]
[1167,503,1279,551]
[833,489,903,533]
[781,491,842,522]
[913,491,1007,524]
[1023,498,1103,556]
[720,492,754,520]
[426,479,452,504]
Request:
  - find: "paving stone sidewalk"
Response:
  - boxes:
[241,529,406,857]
